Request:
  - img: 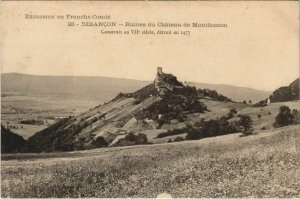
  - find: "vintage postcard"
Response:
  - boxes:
[1,1,299,198]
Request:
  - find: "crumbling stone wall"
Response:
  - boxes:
[154,67,182,95]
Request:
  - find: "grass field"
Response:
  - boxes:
[2,125,300,198]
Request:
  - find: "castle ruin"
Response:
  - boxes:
[154,67,183,95]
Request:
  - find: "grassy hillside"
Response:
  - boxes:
[2,125,300,197]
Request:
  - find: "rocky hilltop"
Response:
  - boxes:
[154,67,184,95]
[27,68,234,152]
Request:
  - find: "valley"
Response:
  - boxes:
[2,3,299,197]
[1,70,299,150]
[1,93,100,139]
[1,69,299,198]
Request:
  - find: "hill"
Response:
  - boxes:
[2,125,300,197]
[27,68,211,152]
[13,68,300,152]
[1,73,269,141]
[2,73,270,102]
[255,78,299,106]
[270,78,299,102]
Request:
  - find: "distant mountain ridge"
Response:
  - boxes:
[2,73,271,102]
[1,73,150,102]
[190,82,272,103]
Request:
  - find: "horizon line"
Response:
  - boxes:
[1,72,281,92]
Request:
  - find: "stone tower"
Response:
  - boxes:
[157,67,163,75]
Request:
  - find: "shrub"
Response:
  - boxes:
[254,99,267,107]
[274,106,295,128]
[93,136,108,148]
[173,136,184,142]
[156,128,186,138]
[257,114,262,119]
[239,115,253,130]
[239,115,254,136]
[186,118,240,140]
[19,119,44,125]
[135,92,207,124]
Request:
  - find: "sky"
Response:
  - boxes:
[1,1,299,91]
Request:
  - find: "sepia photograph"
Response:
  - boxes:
[1,1,299,198]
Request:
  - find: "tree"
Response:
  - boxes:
[274,106,295,128]
[239,115,253,135]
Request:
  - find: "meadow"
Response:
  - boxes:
[2,125,299,198]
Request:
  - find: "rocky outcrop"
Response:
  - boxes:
[154,67,183,95]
